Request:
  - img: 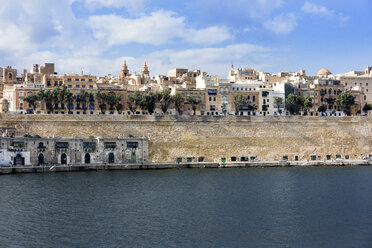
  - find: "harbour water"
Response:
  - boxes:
[1,167,372,247]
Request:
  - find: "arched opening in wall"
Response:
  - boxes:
[108,152,114,164]
[8,73,12,79]
[38,154,44,165]
[61,153,67,165]
[130,152,136,163]
[85,153,91,164]
[14,154,24,166]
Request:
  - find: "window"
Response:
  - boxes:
[54,81,58,86]
[82,85,86,88]
[76,85,80,88]
[104,142,117,149]
[68,78,71,82]
[253,96,255,102]
[68,85,72,88]
[46,81,51,86]
[81,78,85,81]
[210,105,215,111]
[89,85,93,88]
[127,142,138,148]
[89,79,93,82]
[75,78,79,81]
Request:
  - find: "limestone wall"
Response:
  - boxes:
[0,114,371,162]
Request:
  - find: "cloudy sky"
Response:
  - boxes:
[0,0,371,77]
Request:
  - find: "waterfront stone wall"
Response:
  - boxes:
[0,114,371,162]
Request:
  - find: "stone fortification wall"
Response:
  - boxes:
[0,114,371,162]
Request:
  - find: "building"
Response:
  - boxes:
[0,136,148,166]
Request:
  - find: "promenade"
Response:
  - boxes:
[1,160,371,175]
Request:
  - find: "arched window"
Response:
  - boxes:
[8,73,12,79]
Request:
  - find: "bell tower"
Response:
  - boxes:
[141,60,149,76]
[120,59,129,80]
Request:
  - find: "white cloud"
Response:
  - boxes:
[264,13,297,35]
[189,0,284,20]
[89,10,231,46]
[301,2,349,25]
[0,0,272,78]
[301,2,334,16]
[182,26,231,45]
[83,0,148,13]
[142,43,271,76]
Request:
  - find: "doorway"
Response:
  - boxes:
[108,153,114,164]
[85,153,91,164]
[61,153,67,165]
[38,154,44,165]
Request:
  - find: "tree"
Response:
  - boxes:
[138,92,157,114]
[362,103,372,114]
[233,94,245,115]
[186,95,200,115]
[127,94,136,114]
[133,91,145,112]
[274,97,283,116]
[303,96,313,115]
[24,94,39,112]
[43,89,55,112]
[286,94,303,115]
[318,104,327,115]
[78,89,90,113]
[221,102,227,115]
[336,92,355,115]
[96,91,107,113]
[172,93,183,115]
[159,89,172,114]
[106,94,120,111]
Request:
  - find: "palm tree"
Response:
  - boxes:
[186,95,200,115]
[221,102,227,115]
[96,91,107,113]
[233,94,245,115]
[24,94,38,113]
[78,89,90,113]
[172,93,183,115]
[274,97,283,116]
[159,89,172,114]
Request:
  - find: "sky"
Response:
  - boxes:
[0,0,371,77]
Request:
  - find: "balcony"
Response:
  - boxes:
[9,142,25,151]
[83,142,96,151]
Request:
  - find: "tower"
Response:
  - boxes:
[141,60,149,76]
[120,59,129,80]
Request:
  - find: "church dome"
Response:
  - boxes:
[317,68,332,76]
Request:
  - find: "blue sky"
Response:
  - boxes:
[0,0,371,77]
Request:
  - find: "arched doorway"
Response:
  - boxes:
[108,153,115,164]
[61,154,67,165]
[38,154,44,165]
[85,153,91,164]
[14,154,24,166]
[130,152,136,163]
